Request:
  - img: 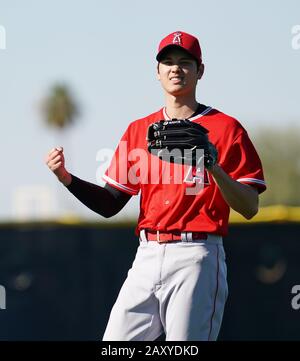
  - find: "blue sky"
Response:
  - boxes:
[0,0,299,220]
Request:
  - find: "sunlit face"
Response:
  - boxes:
[157,47,204,97]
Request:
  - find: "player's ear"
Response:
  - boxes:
[197,63,205,80]
[156,63,161,80]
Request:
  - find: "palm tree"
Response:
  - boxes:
[42,84,79,130]
[42,83,80,218]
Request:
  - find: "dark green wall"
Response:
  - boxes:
[0,223,299,340]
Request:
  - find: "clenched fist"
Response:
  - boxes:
[45,147,72,186]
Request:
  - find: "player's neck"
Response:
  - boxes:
[165,97,199,119]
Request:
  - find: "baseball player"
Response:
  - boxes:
[46,31,266,341]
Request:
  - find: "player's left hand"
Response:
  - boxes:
[147,119,218,169]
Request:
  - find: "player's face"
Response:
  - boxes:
[157,47,204,97]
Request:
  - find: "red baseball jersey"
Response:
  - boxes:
[103,106,266,237]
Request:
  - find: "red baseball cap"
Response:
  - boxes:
[156,31,202,64]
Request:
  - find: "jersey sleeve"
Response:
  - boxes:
[224,130,267,194]
[102,125,141,196]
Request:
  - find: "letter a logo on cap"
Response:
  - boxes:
[173,32,182,45]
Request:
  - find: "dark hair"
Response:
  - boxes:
[157,46,201,71]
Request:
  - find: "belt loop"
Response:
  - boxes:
[140,229,148,243]
[157,230,160,243]
[186,232,193,242]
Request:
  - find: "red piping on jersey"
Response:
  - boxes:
[208,245,220,341]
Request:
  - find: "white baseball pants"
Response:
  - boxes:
[102,233,228,341]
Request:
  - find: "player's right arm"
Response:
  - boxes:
[45,147,132,217]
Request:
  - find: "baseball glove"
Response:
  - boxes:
[147,119,218,168]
